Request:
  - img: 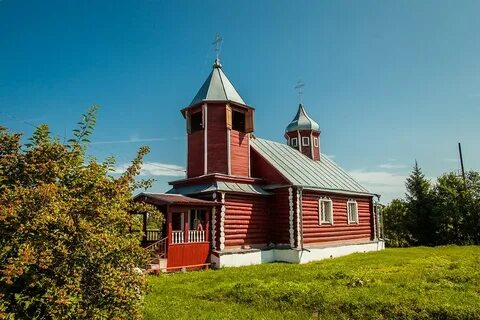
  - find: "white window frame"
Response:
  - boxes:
[347,200,359,224]
[314,137,318,147]
[302,136,310,146]
[291,137,298,147]
[318,198,333,225]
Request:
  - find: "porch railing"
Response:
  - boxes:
[172,231,184,244]
[145,236,168,259]
[146,229,161,241]
[188,230,205,243]
[171,230,206,244]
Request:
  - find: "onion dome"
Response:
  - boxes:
[285,103,320,133]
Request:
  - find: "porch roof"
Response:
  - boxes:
[167,181,271,196]
[134,192,216,207]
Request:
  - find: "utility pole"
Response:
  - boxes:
[458,142,466,183]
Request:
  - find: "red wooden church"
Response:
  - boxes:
[135,58,384,271]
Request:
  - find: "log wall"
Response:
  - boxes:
[270,188,292,244]
[223,193,270,248]
[301,191,373,245]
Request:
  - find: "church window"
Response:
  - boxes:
[319,198,333,224]
[314,137,318,147]
[291,137,298,147]
[347,200,359,224]
[302,137,310,146]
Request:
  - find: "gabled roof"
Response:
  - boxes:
[250,137,371,196]
[285,103,320,132]
[189,59,246,107]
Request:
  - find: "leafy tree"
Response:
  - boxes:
[405,161,435,245]
[0,106,161,319]
[382,199,411,247]
[433,171,480,245]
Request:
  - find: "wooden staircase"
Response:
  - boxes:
[145,236,168,274]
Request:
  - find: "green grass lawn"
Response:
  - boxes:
[144,246,480,320]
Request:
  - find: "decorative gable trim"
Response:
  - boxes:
[219,192,226,250]
[288,187,294,247]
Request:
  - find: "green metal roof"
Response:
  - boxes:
[167,181,271,196]
[285,103,320,132]
[189,59,246,107]
[251,137,372,195]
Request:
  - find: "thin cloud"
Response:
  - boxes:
[324,154,336,159]
[348,169,407,203]
[378,163,407,169]
[114,162,186,177]
[91,137,184,145]
[442,158,459,163]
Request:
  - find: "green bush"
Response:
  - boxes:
[0,107,160,319]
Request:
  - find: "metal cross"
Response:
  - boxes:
[295,80,305,103]
[212,34,223,60]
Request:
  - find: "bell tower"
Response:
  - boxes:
[285,103,321,161]
[182,58,254,178]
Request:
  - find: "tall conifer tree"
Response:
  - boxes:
[405,161,434,245]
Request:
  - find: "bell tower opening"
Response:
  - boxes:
[232,110,245,132]
[189,111,203,133]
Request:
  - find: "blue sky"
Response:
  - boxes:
[1,0,479,203]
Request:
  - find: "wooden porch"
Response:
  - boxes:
[133,193,216,272]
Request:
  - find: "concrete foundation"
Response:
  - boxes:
[211,240,385,268]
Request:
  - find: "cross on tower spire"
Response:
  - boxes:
[212,34,223,61]
[295,80,305,104]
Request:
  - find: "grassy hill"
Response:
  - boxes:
[144,246,480,319]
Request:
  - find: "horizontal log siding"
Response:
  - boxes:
[230,130,249,177]
[224,193,269,248]
[270,188,291,244]
[301,191,373,245]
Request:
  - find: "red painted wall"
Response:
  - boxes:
[250,148,289,185]
[207,104,228,174]
[186,103,252,178]
[167,243,210,269]
[270,188,292,245]
[230,130,249,176]
[284,130,320,161]
[224,193,269,248]
[187,130,204,178]
[312,132,320,161]
[301,191,373,245]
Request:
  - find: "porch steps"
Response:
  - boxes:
[148,258,167,274]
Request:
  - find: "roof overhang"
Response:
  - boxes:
[180,100,255,118]
[133,192,216,207]
[300,186,375,197]
[169,173,263,188]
